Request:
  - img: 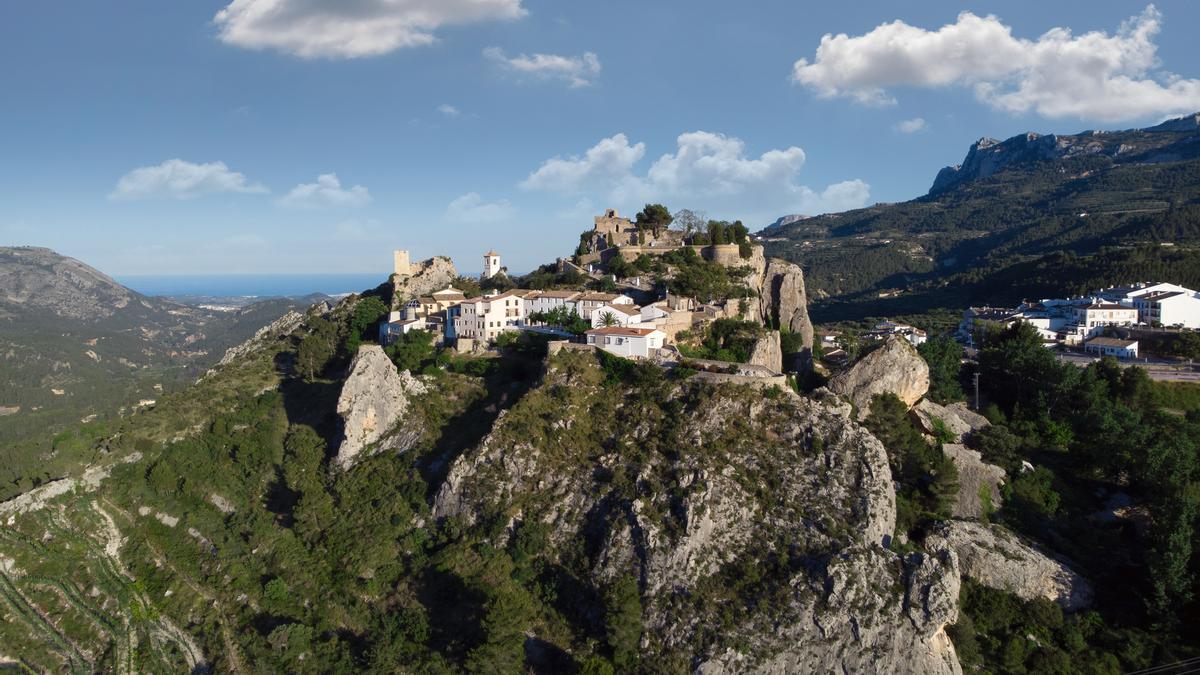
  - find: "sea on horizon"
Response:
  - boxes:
[116,273,390,299]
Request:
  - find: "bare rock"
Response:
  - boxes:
[746,331,783,374]
[757,259,813,352]
[913,400,990,443]
[829,336,930,418]
[926,520,1093,611]
[941,445,1005,520]
[334,345,426,471]
[392,255,458,306]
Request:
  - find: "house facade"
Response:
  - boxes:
[586,326,666,358]
[590,303,643,328]
[454,290,528,342]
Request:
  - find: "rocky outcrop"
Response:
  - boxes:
[433,349,961,672]
[334,345,426,471]
[828,337,929,419]
[392,255,457,307]
[757,259,813,342]
[746,331,783,373]
[941,445,1005,520]
[912,399,990,443]
[926,520,1093,611]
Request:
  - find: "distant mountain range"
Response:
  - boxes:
[759,112,1200,324]
[0,246,322,497]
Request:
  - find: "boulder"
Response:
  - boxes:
[828,336,930,419]
[746,331,783,374]
[926,520,1093,611]
[334,345,426,470]
[913,399,990,443]
[941,444,1005,520]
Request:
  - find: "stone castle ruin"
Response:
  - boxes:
[579,208,741,269]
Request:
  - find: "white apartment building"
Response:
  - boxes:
[524,290,583,317]
[576,292,635,316]
[586,327,666,358]
[1073,302,1139,330]
[1132,290,1200,328]
[454,290,528,342]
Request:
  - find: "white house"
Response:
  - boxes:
[1073,302,1138,331]
[576,292,634,316]
[586,327,666,358]
[454,290,527,342]
[590,303,643,328]
[380,314,425,345]
[1084,337,1139,359]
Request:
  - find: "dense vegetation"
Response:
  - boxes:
[929,322,1200,670]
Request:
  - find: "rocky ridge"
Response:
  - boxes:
[433,348,962,672]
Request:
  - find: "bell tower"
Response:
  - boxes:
[482,250,501,279]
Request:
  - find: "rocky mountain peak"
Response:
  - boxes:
[0,246,146,322]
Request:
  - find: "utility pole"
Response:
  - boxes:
[974,372,981,411]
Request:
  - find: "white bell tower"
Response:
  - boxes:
[482,250,502,279]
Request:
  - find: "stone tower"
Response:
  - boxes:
[393,250,411,276]
[482,250,501,279]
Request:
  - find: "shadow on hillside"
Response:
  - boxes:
[416,354,542,502]
[274,352,344,452]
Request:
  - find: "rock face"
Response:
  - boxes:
[433,349,961,673]
[746,331,783,373]
[829,337,930,418]
[926,520,1094,611]
[941,444,1005,520]
[392,255,457,306]
[334,345,426,471]
[216,310,304,368]
[912,399,990,443]
[757,258,813,342]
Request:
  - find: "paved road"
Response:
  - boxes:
[1056,352,1200,382]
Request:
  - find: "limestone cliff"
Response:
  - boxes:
[926,520,1093,611]
[829,336,930,418]
[433,349,961,673]
[941,444,1005,520]
[391,255,458,307]
[334,344,426,470]
[912,399,990,444]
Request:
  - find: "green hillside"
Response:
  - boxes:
[760,115,1200,322]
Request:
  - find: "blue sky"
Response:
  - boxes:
[2,1,1200,276]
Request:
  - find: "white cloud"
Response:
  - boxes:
[437,103,461,117]
[896,117,926,133]
[484,47,601,87]
[791,5,1200,122]
[521,131,870,220]
[109,159,267,201]
[520,133,645,194]
[214,0,527,59]
[278,173,371,208]
[445,192,516,223]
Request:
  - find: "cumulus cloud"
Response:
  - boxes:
[484,47,601,87]
[445,192,516,223]
[437,103,461,117]
[278,173,371,208]
[520,133,645,194]
[521,131,870,220]
[110,159,267,201]
[214,0,527,59]
[791,5,1200,122]
[896,118,926,133]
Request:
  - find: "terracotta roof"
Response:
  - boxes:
[579,292,623,302]
[587,327,660,336]
[1086,337,1137,348]
[535,290,583,299]
[1084,303,1133,310]
[433,287,464,296]
[596,304,641,316]
[484,250,500,257]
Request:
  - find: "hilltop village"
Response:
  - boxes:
[379,206,813,382]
